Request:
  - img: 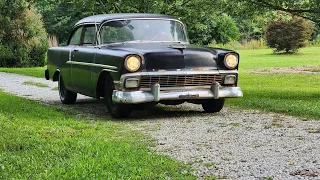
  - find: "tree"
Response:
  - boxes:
[266,17,314,53]
[0,0,48,67]
[237,0,320,24]
[34,0,241,45]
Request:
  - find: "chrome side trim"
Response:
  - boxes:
[100,69,118,73]
[66,61,118,71]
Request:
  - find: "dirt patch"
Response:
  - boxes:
[249,65,320,75]
[290,169,320,177]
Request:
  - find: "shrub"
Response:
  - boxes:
[309,34,320,47]
[213,15,240,44]
[188,14,240,45]
[48,35,58,47]
[0,0,48,67]
[208,39,267,50]
[266,17,314,53]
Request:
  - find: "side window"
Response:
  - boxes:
[83,26,97,45]
[69,27,83,45]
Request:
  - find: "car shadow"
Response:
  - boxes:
[51,97,215,121]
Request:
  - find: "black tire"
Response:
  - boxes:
[104,76,132,118]
[58,74,77,104]
[202,99,225,113]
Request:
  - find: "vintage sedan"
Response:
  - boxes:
[45,13,243,118]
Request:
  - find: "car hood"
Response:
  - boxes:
[106,43,235,71]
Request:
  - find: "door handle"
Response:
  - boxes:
[73,49,79,52]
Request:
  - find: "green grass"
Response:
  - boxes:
[0,47,319,119]
[22,81,49,88]
[51,87,59,91]
[237,47,320,70]
[227,47,320,119]
[0,91,195,179]
[311,66,320,72]
[0,67,45,78]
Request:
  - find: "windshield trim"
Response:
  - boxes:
[95,41,189,48]
[98,18,189,45]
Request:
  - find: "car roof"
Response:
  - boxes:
[75,13,177,26]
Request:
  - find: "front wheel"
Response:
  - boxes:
[58,74,77,104]
[202,99,225,113]
[104,77,132,118]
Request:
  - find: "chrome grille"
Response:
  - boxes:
[140,74,222,88]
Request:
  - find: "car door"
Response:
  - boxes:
[64,26,83,91]
[70,25,98,96]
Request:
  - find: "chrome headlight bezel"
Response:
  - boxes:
[224,53,239,70]
[124,55,142,72]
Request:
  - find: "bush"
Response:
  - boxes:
[309,34,320,47]
[213,15,240,44]
[187,14,240,45]
[0,1,48,67]
[208,39,267,50]
[266,17,314,53]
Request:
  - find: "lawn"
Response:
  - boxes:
[0,91,195,179]
[237,47,320,70]
[0,47,319,119]
[227,47,320,119]
[0,67,45,78]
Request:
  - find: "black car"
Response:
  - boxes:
[45,13,243,118]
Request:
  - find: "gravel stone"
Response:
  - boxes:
[0,72,319,179]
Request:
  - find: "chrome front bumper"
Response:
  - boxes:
[112,83,243,104]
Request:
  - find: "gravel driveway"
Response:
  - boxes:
[0,72,319,179]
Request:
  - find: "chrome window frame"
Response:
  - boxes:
[72,22,100,46]
[98,18,189,45]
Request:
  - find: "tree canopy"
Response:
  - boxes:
[239,0,320,24]
[33,0,244,44]
[31,0,319,45]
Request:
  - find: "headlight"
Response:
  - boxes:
[125,55,141,72]
[224,54,239,69]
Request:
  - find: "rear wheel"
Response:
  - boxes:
[202,99,225,113]
[104,77,132,118]
[58,74,77,104]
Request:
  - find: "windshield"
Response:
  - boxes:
[100,19,188,44]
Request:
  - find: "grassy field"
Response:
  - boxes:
[0,47,319,119]
[0,91,195,179]
[227,47,320,119]
[0,67,45,78]
[238,47,320,70]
